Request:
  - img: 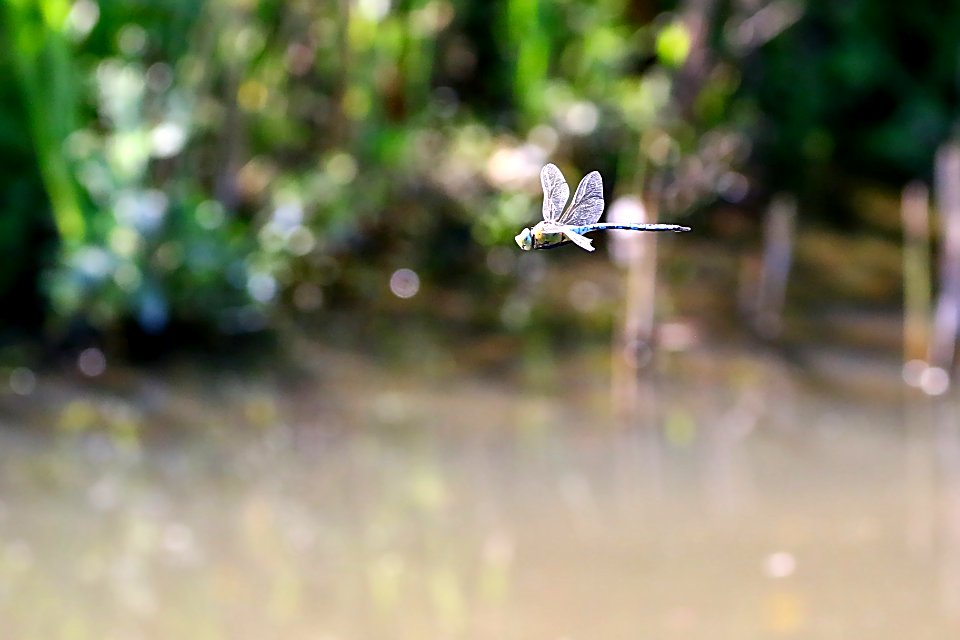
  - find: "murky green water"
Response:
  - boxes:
[1,343,958,639]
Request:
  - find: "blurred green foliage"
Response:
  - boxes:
[0,0,956,345]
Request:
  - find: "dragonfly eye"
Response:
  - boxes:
[514,228,534,251]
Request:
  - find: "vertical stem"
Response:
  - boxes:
[901,182,937,556]
[611,196,662,501]
[930,143,960,377]
[612,196,658,391]
[933,143,960,618]
[753,194,796,338]
[902,181,932,369]
[622,207,658,354]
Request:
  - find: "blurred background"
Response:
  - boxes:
[3,0,960,637]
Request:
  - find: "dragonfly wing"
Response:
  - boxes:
[540,164,570,222]
[559,170,604,227]
[561,227,595,252]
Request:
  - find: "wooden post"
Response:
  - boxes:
[752,194,797,339]
[901,181,932,376]
[901,181,935,556]
[929,143,960,380]
[610,195,662,502]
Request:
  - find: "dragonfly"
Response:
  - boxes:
[514,164,690,252]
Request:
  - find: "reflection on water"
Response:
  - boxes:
[1,345,960,639]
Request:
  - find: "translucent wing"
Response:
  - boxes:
[558,171,604,226]
[562,228,595,251]
[540,164,570,222]
[542,221,596,251]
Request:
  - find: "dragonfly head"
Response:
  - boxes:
[515,227,534,251]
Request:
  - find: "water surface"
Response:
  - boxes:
[1,343,957,639]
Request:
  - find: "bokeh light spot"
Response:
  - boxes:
[528,124,558,155]
[248,273,278,303]
[389,268,420,299]
[902,359,926,387]
[109,226,140,258]
[763,552,797,578]
[287,226,316,256]
[718,171,750,202]
[78,348,107,377]
[145,62,173,92]
[272,202,304,232]
[9,367,36,396]
[326,152,358,185]
[66,0,100,40]
[238,80,269,112]
[196,200,226,230]
[656,22,692,67]
[920,366,950,396]
[117,24,147,56]
[358,0,391,21]
[285,42,314,76]
[486,145,543,188]
[151,122,187,158]
[113,262,142,291]
[114,189,168,234]
[562,101,599,135]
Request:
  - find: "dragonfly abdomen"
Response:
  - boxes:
[572,222,691,234]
